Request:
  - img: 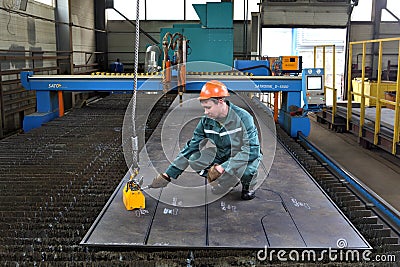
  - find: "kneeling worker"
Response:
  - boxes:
[150,80,262,200]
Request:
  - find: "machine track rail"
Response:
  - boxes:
[0,94,399,266]
[270,114,400,256]
[252,97,399,260]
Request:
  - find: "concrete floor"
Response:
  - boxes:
[307,117,400,212]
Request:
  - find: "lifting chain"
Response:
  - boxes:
[130,0,140,178]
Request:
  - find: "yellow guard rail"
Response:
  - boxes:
[314,45,338,124]
[347,37,400,155]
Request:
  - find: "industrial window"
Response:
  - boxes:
[262,27,346,103]
[262,28,293,57]
[233,0,260,20]
[106,0,261,21]
[34,0,54,7]
[186,0,260,21]
[382,0,400,22]
[381,9,397,22]
[106,0,146,20]
[351,0,372,21]
[185,0,219,20]
[146,0,184,20]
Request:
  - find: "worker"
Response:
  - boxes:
[149,80,262,200]
[112,58,124,73]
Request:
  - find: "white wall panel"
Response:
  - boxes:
[71,0,96,65]
[0,1,56,70]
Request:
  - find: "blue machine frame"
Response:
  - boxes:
[20,68,323,137]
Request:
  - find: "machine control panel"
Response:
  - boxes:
[281,56,302,72]
[302,68,325,110]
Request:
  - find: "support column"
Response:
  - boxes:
[0,72,3,138]
[55,0,72,75]
[55,0,73,109]
[95,0,108,71]
[250,12,260,59]
[371,0,386,80]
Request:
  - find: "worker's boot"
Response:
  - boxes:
[241,184,255,200]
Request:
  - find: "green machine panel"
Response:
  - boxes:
[205,2,232,28]
[160,2,233,72]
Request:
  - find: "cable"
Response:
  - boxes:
[130,0,140,176]
[6,10,15,35]
[3,0,17,35]
[236,64,272,75]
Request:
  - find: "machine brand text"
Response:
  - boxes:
[48,83,62,89]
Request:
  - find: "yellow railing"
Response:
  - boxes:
[347,37,400,154]
[313,45,337,123]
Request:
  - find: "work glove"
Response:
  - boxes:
[150,173,171,188]
[207,164,223,183]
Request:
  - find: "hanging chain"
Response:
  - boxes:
[130,0,140,178]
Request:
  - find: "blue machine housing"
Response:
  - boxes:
[278,68,325,137]
[20,68,324,138]
[234,60,271,76]
[23,90,59,132]
[278,78,310,138]
[160,2,233,72]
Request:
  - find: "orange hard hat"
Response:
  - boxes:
[199,80,230,100]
